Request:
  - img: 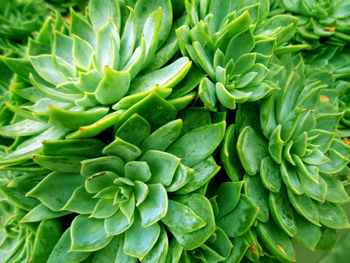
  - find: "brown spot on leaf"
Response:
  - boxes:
[277,244,287,256]
[324,26,335,31]
[320,95,330,102]
[343,137,350,145]
[249,244,259,256]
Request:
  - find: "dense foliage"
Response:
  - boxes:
[0,0,349,262]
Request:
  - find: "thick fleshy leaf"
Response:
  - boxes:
[63,186,97,214]
[47,229,90,263]
[125,161,151,182]
[138,184,168,226]
[105,210,134,236]
[31,220,63,263]
[27,172,84,211]
[166,164,194,192]
[71,215,113,252]
[220,124,244,181]
[215,181,244,220]
[143,225,168,263]
[175,156,220,194]
[260,156,282,193]
[280,160,303,195]
[95,68,130,105]
[294,213,321,251]
[103,137,142,162]
[257,220,296,263]
[89,0,120,31]
[168,194,215,250]
[42,139,105,158]
[91,198,119,219]
[116,114,151,147]
[85,171,118,194]
[129,57,191,95]
[32,154,85,173]
[236,126,269,175]
[269,191,297,237]
[162,199,206,233]
[317,202,350,229]
[217,194,258,237]
[321,173,350,203]
[287,189,320,226]
[20,204,70,223]
[0,119,49,137]
[167,121,226,167]
[124,213,160,260]
[244,174,269,222]
[141,119,182,153]
[141,150,180,186]
[81,156,124,178]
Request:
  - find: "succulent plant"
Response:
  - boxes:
[225,54,350,261]
[21,102,225,261]
[273,0,350,49]
[0,0,54,57]
[175,0,306,111]
[0,171,62,262]
[0,0,350,262]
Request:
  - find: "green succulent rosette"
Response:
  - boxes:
[304,45,350,137]
[175,0,306,111]
[221,54,350,262]
[276,0,350,49]
[0,170,62,263]
[0,0,54,57]
[0,0,195,166]
[20,102,226,261]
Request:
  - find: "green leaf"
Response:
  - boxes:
[32,154,85,173]
[287,189,320,226]
[91,198,119,219]
[167,121,226,167]
[269,190,297,237]
[225,29,255,62]
[168,194,215,250]
[268,125,284,164]
[105,210,134,236]
[220,124,244,181]
[175,156,220,194]
[162,199,206,233]
[294,212,321,251]
[27,172,84,211]
[280,160,303,195]
[215,181,244,220]
[49,106,109,130]
[198,77,217,111]
[0,119,49,137]
[30,55,66,85]
[42,139,105,158]
[124,213,160,260]
[96,67,130,105]
[85,171,117,194]
[89,0,120,31]
[116,114,151,147]
[257,220,296,263]
[81,156,124,178]
[317,202,350,229]
[71,215,113,252]
[236,126,269,175]
[70,9,95,47]
[47,228,91,263]
[73,34,94,69]
[20,204,70,223]
[138,184,168,226]
[260,156,282,193]
[31,220,63,263]
[63,186,97,214]
[321,173,350,203]
[125,161,151,182]
[244,174,270,222]
[166,164,194,192]
[217,194,258,237]
[143,225,168,263]
[103,137,142,162]
[141,150,180,186]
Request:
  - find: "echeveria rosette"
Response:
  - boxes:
[0,0,53,57]
[25,102,226,261]
[304,45,350,137]
[0,0,193,167]
[0,172,62,263]
[280,0,350,49]
[229,55,350,262]
[175,0,303,111]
